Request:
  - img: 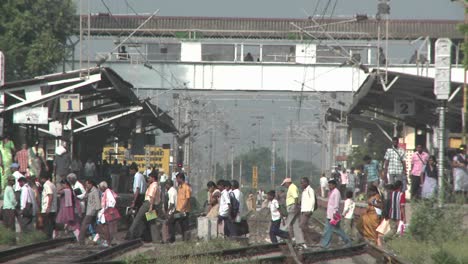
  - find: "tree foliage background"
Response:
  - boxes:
[0,0,76,81]
[463,1,468,69]
[218,147,320,191]
[347,128,388,169]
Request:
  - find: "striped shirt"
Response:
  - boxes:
[15,149,29,173]
[388,191,405,220]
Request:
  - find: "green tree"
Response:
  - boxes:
[454,0,468,68]
[347,128,388,169]
[0,0,76,81]
[231,147,319,190]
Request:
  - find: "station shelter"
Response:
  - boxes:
[325,70,463,197]
[0,67,177,166]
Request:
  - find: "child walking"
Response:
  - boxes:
[342,190,356,240]
[267,190,289,243]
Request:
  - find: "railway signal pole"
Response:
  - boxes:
[434,38,452,206]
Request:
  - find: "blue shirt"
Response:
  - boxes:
[364,160,380,182]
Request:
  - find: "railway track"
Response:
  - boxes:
[178,241,287,259]
[0,237,142,264]
[160,215,410,264]
[0,237,75,263]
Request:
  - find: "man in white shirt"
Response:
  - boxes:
[319,173,328,198]
[11,163,24,205]
[218,180,236,237]
[11,163,23,192]
[67,173,86,213]
[18,177,38,232]
[144,166,152,178]
[164,179,177,243]
[40,174,58,239]
[130,164,147,211]
[231,180,244,223]
[300,177,318,246]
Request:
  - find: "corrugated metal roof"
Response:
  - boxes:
[81,15,463,40]
[348,70,463,130]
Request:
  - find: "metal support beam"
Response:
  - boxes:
[74,119,87,127]
[5,91,25,102]
[375,122,393,141]
[73,106,142,133]
[3,74,101,113]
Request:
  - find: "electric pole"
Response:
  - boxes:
[271,139,276,189]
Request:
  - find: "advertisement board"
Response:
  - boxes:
[102,145,170,173]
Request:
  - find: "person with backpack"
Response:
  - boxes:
[231,180,248,236]
[230,180,241,222]
[299,177,318,246]
[218,180,237,237]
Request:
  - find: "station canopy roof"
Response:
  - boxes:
[1,67,177,137]
[346,70,463,132]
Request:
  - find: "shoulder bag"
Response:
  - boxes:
[104,207,121,222]
[22,189,34,218]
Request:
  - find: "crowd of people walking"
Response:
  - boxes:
[1,134,468,251]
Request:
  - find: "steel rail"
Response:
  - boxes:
[173,242,286,259]
[0,237,75,263]
[74,239,142,263]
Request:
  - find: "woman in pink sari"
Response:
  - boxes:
[56,180,81,241]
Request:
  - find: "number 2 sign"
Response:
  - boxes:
[394,98,415,116]
[60,94,81,112]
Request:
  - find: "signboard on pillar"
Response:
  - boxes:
[60,94,81,112]
[434,38,452,100]
[252,166,258,189]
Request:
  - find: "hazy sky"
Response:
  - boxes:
[80,0,463,20]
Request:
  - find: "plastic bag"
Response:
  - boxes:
[330,213,342,226]
[397,220,405,235]
[376,218,391,235]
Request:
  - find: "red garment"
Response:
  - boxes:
[16,149,29,173]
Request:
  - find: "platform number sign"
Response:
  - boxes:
[394,98,415,116]
[60,94,80,112]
